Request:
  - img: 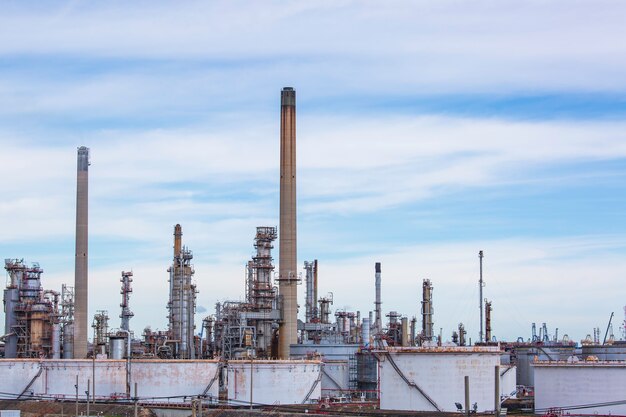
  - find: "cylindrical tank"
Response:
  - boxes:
[581,343,626,361]
[362,318,371,348]
[109,336,126,359]
[30,304,49,354]
[52,323,61,359]
[401,317,409,347]
[63,323,74,359]
[3,288,19,358]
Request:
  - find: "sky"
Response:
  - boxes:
[1,1,626,345]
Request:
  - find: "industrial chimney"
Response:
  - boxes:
[278,87,297,359]
[74,146,89,358]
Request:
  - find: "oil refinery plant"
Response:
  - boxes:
[2,88,626,417]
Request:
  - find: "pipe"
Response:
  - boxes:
[74,146,90,358]
[278,87,298,359]
[494,365,500,415]
[464,375,470,417]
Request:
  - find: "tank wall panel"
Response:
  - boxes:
[380,351,504,412]
[535,364,626,415]
[227,361,321,405]
[500,365,517,398]
[321,361,350,393]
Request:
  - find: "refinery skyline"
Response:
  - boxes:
[2,2,626,344]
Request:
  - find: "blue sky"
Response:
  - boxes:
[1,1,626,344]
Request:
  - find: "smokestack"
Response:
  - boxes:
[74,146,89,358]
[278,87,297,359]
[374,262,382,338]
[174,224,182,256]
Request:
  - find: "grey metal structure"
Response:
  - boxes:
[278,87,299,359]
[92,310,109,355]
[213,227,281,359]
[74,146,90,359]
[60,284,75,359]
[304,260,318,323]
[120,271,134,332]
[167,224,197,359]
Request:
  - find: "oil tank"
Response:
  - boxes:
[109,336,125,359]
[581,342,626,361]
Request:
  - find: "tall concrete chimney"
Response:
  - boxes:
[278,87,297,359]
[74,146,89,358]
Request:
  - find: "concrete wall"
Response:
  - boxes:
[534,362,626,415]
[0,359,219,403]
[227,360,321,406]
[379,347,505,412]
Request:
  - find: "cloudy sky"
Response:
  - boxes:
[1,1,626,344]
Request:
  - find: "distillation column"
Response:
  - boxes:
[421,279,434,342]
[278,87,298,359]
[120,271,134,332]
[168,224,196,359]
[374,263,382,339]
[304,260,318,323]
[74,146,90,358]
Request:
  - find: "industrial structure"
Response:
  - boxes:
[5,87,626,414]
[74,146,89,359]
[167,224,197,359]
[278,86,298,359]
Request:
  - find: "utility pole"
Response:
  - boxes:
[479,250,484,343]
[75,375,79,417]
[86,379,90,417]
[133,382,138,417]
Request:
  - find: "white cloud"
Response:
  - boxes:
[1,1,625,94]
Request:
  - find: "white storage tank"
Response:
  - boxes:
[534,360,626,415]
[379,346,512,412]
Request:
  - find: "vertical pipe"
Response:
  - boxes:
[86,379,90,417]
[74,146,90,358]
[479,250,484,344]
[278,87,297,359]
[495,365,500,416]
[464,375,470,417]
[134,382,138,417]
